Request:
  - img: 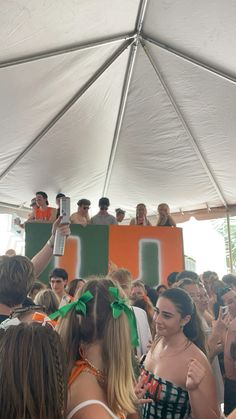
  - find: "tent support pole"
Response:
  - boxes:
[141,41,228,208]
[0,38,134,182]
[102,40,138,196]
[226,211,233,272]
[0,33,135,69]
[142,35,236,84]
[136,0,149,35]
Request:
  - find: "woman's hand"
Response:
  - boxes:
[134,376,152,404]
[186,359,205,391]
[213,306,231,335]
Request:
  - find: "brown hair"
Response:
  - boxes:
[66,278,85,297]
[174,278,196,289]
[109,268,132,295]
[0,256,35,307]
[57,278,136,414]
[159,288,207,355]
[0,323,67,419]
[28,281,45,300]
[131,297,155,338]
[34,289,60,315]
[158,203,170,213]
[136,203,147,215]
[131,280,146,291]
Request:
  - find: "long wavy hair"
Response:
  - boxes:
[0,322,67,419]
[57,278,136,414]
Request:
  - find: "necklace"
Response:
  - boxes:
[83,357,106,383]
[158,339,191,359]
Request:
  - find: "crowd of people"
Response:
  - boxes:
[18,191,176,227]
[1,218,236,418]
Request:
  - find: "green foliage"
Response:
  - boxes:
[211,217,236,272]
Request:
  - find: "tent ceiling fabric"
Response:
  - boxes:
[0,0,139,62]
[0,0,236,218]
[143,0,236,78]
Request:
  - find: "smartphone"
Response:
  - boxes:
[222,305,229,317]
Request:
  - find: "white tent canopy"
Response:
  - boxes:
[1,0,236,218]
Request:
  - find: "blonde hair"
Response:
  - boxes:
[34,289,59,315]
[110,268,132,286]
[158,203,170,214]
[57,278,136,414]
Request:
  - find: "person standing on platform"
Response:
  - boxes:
[130,203,151,226]
[70,199,91,226]
[157,203,176,227]
[28,191,56,222]
[115,208,126,224]
[91,197,117,225]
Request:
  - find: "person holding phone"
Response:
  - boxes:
[216,287,236,415]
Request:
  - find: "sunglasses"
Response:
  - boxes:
[10,305,46,318]
[83,206,90,210]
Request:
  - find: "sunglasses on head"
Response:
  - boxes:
[10,305,46,318]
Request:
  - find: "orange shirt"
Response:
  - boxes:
[34,206,53,221]
[68,360,125,419]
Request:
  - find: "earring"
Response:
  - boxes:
[79,346,85,359]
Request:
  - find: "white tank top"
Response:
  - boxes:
[67,399,119,419]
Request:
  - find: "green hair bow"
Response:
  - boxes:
[108,287,139,348]
[49,290,93,320]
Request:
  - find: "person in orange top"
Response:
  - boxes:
[28,191,56,222]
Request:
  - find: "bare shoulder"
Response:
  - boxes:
[71,404,114,419]
[185,343,211,370]
[68,373,106,414]
[70,213,77,223]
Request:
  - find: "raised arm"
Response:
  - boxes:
[186,358,220,419]
[207,307,230,361]
[31,218,70,277]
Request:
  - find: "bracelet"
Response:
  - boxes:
[47,236,55,249]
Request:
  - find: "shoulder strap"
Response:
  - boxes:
[67,400,118,419]
[68,361,87,387]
